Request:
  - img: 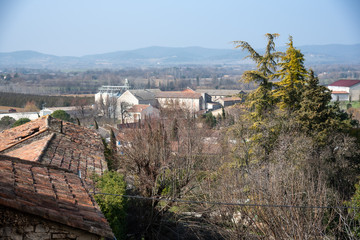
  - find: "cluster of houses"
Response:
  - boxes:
[0,78,359,239]
[1,78,360,124]
[95,86,244,123]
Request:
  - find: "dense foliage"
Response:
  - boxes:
[89,34,360,239]
[50,110,71,122]
[12,118,31,127]
[94,171,127,240]
[0,116,15,130]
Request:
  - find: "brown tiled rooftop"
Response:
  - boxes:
[0,155,114,238]
[0,116,49,152]
[128,104,151,113]
[0,116,107,182]
[222,97,242,101]
[328,79,360,87]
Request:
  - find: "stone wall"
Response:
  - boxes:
[0,206,101,240]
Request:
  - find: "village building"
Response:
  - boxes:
[327,79,360,101]
[195,89,245,102]
[94,80,131,105]
[39,106,94,118]
[217,96,243,107]
[156,88,205,112]
[0,112,39,121]
[117,89,159,107]
[126,104,160,123]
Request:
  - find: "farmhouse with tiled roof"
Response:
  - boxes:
[327,79,360,101]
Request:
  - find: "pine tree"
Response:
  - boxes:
[274,36,307,112]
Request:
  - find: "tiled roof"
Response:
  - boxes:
[195,89,244,96]
[331,91,349,94]
[0,117,49,152]
[128,104,151,113]
[328,79,360,87]
[128,89,156,101]
[0,116,107,182]
[0,155,114,238]
[5,134,54,162]
[222,97,242,101]
[156,89,202,99]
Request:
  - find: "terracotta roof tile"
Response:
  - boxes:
[128,104,151,113]
[331,91,349,94]
[222,97,242,101]
[0,116,48,152]
[0,116,107,183]
[0,155,114,238]
[4,134,54,162]
[156,89,202,99]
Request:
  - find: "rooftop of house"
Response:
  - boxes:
[127,89,158,101]
[156,88,202,99]
[328,79,360,87]
[221,97,242,101]
[128,104,152,113]
[0,116,107,183]
[331,91,349,94]
[0,155,114,238]
[195,89,244,96]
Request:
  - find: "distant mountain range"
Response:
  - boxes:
[0,44,359,69]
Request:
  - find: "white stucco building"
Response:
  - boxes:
[327,79,360,101]
[156,88,204,112]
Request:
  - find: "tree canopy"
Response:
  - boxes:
[12,118,31,127]
[50,110,71,122]
[234,33,282,121]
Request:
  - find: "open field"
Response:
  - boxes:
[0,106,25,112]
[58,94,95,98]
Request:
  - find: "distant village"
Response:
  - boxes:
[1,78,359,124]
[1,77,360,239]
[0,79,248,124]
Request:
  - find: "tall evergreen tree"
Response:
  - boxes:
[274,36,307,112]
[234,33,281,121]
[296,70,354,141]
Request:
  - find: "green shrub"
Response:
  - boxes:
[0,116,16,127]
[12,118,31,127]
[94,171,127,239]
[50,110,71,121]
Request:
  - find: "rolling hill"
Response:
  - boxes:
[0,44,359,69]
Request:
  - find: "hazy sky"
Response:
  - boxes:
[0,0,359,56]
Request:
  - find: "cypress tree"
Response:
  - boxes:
[94,119,99,129]
[274,36,307,112]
